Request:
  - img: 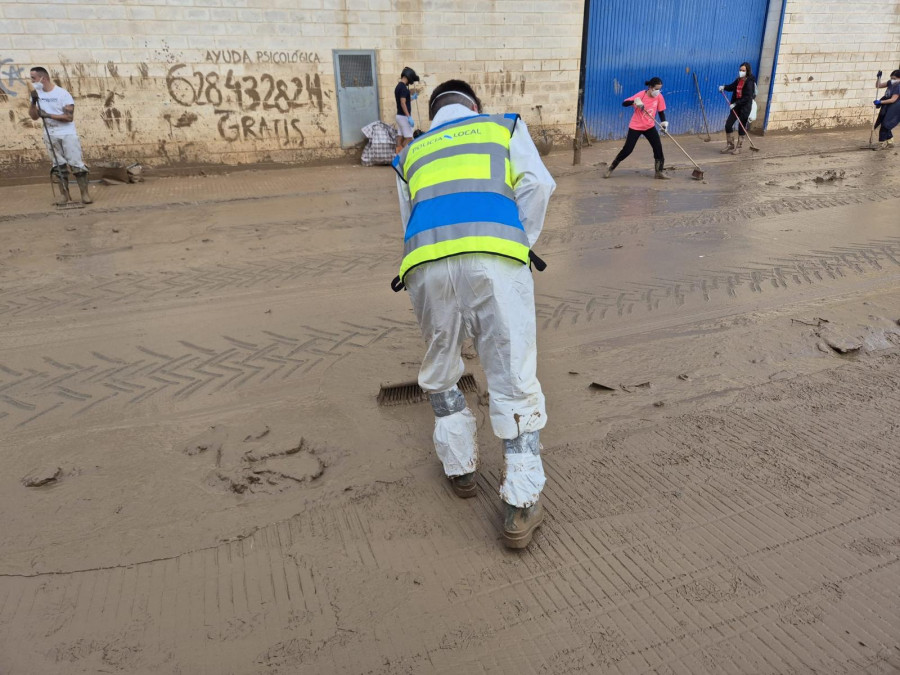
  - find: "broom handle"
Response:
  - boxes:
[640,107,703,171]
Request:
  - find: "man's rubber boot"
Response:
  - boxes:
[52,168,70,206]
[654,160,670,179]
[502,501,544,549]
[75,172,93,204]
[449,472,477,498]
[730,137,743,155]
[721,133,735,154]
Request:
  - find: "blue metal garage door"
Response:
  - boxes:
[584,0,771,139]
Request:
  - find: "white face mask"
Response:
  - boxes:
[33,81,44,92]
[649,88,661,97]
[739,70,747,78]
[892,79,899,86]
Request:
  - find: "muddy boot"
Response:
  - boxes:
[74,172,93,204]
[730,137,743,155]
[449,472,477,498]
[654,160,670,179]
[51,168,71,206]
[721,133,735,154]
[502,501,544,549]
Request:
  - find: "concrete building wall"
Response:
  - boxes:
[0,0,584,176]
[765,0,900,131]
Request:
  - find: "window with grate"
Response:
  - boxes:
[339,54,374,88]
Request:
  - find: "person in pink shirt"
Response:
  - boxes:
[604,77,669,180]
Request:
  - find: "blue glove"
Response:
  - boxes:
[411,93,418,100]
[407,116,415,127]
[874,100,882,107]
[877,70,882,78]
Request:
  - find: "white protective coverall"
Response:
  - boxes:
[395,103,556,507]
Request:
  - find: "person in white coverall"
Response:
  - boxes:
[392,79,556,549]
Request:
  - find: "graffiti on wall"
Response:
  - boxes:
[1,58,27,100]
[165,63,327,144]
[2,47,334,169]
[204,50,321,65]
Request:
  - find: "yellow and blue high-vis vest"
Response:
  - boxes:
[392,113,530,284]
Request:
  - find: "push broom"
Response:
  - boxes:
[640,108,705,180]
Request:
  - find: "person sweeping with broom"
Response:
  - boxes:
[718,62,756,155]
[604,77,670,180]
[873,69,900,150]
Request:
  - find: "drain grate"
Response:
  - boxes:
[377,374,477,406]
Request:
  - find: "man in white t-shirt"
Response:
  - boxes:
[28,66,92,205]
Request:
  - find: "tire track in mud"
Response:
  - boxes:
[2,238,899,430]
[540,191,899,248]
[0,319,413,431]
[2,234,898,335]
[1,354,898,674]
[0,250,395,319]
[535,236,900,330]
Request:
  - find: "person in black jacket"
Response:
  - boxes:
[718,62,756,155]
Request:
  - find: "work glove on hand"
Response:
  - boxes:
[718,85,725,92]
[407,116,415,127]
[39,110,51,119]
[729,103,736,110]
[411,93,418,100]
[877,70,882,78]
[660,121,669,133]
[633,98,644,109]
[873,100,882,107]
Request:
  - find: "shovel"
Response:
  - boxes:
[640,108,704,180]
[719,90,760,152]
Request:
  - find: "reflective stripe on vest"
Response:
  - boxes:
[393,113,529,282]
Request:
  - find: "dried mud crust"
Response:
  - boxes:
[1,351,898,674]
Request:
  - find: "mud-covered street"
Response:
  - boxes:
[1,131,899,674]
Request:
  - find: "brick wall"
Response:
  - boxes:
[0,0,584,175]
[765,0,900,131]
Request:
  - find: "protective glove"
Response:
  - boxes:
[39,110,51,119]
[407,116,415,127]
[718,85,725,92]
[873,100,882,107]
[660,121,669,133]
[729,103,736,110]
[30,91,39,104]
[633,98,644,109]
[877,70,882,78]
[411,93,418,100]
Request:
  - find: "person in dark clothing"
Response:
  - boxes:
[394,66,420,154]
[718,62,757,154]
[874,69,900,150]
[604,77,669,180]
